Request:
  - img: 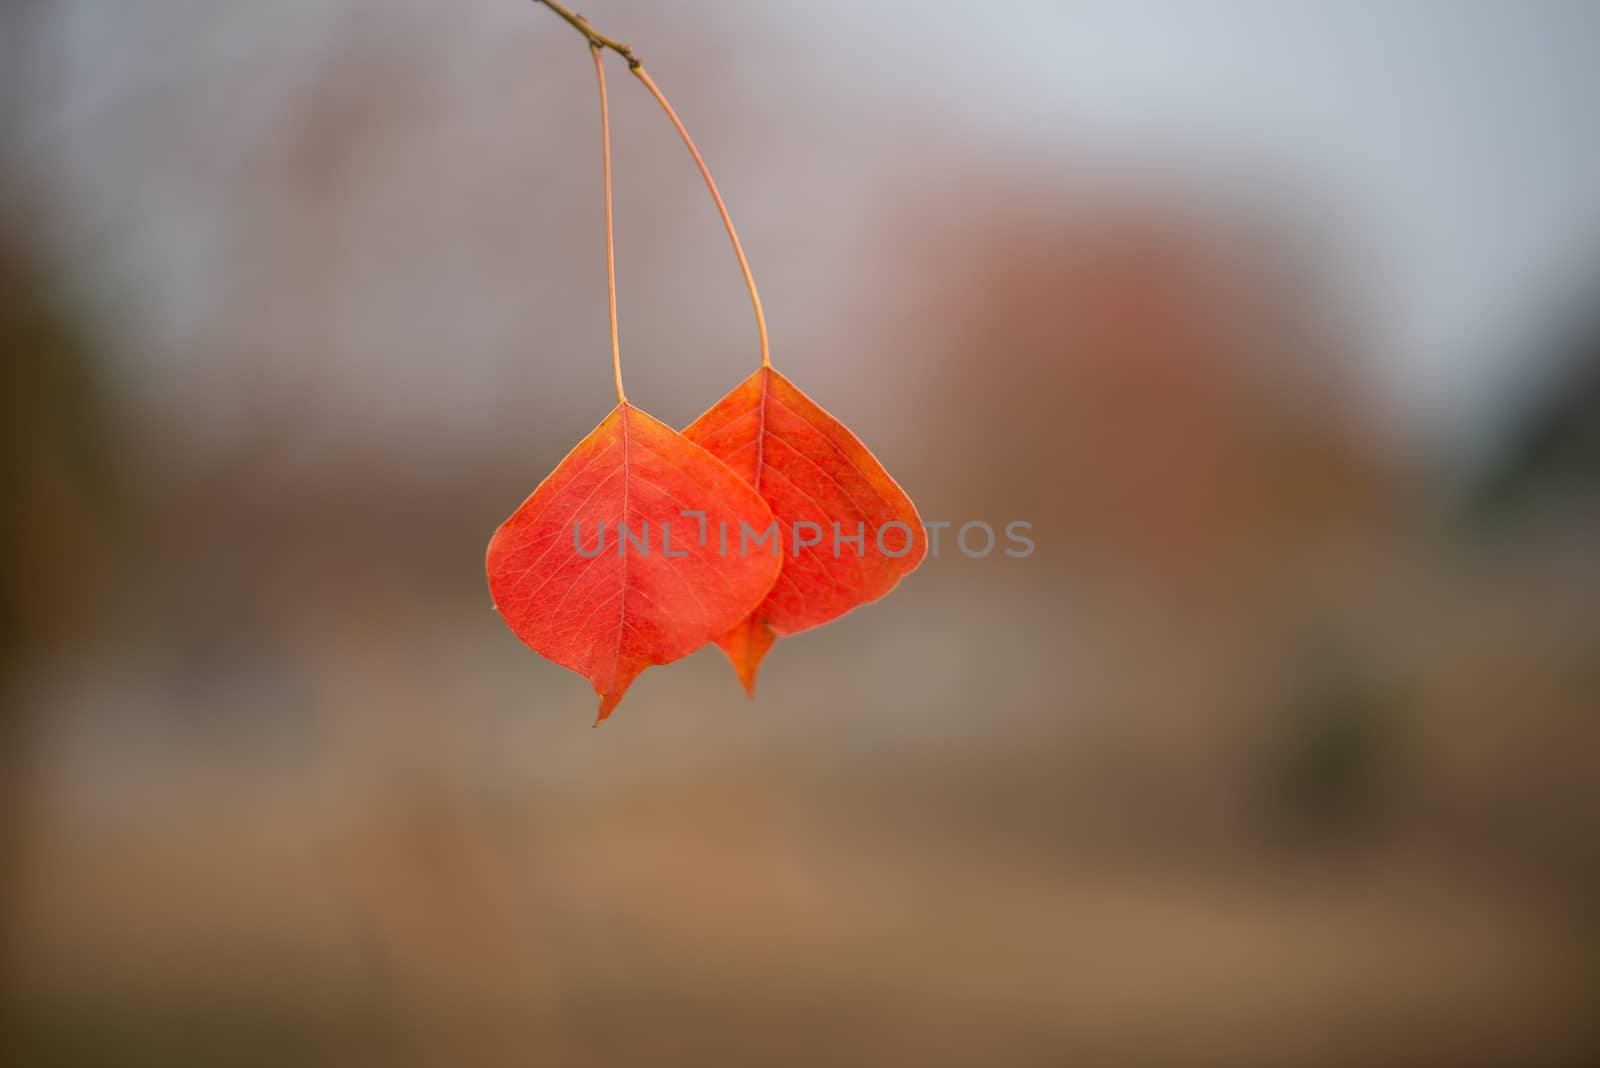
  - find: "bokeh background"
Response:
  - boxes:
[4,1,1599,1065]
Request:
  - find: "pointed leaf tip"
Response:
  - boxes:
[720,615,775,698]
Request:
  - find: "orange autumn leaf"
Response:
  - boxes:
[487,403,781,722]
[683,367,927,693]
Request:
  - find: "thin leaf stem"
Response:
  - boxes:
[533,1,772,370]
[590,43,626,405]
[631,65,771,369]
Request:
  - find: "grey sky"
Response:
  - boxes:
[17,0,1600,460]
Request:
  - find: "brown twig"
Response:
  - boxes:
[535,0,638,66]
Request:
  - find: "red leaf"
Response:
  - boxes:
[487,403,781,722]
[684,367,926,693]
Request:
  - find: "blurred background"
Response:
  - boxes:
[4,1,1599,1065]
